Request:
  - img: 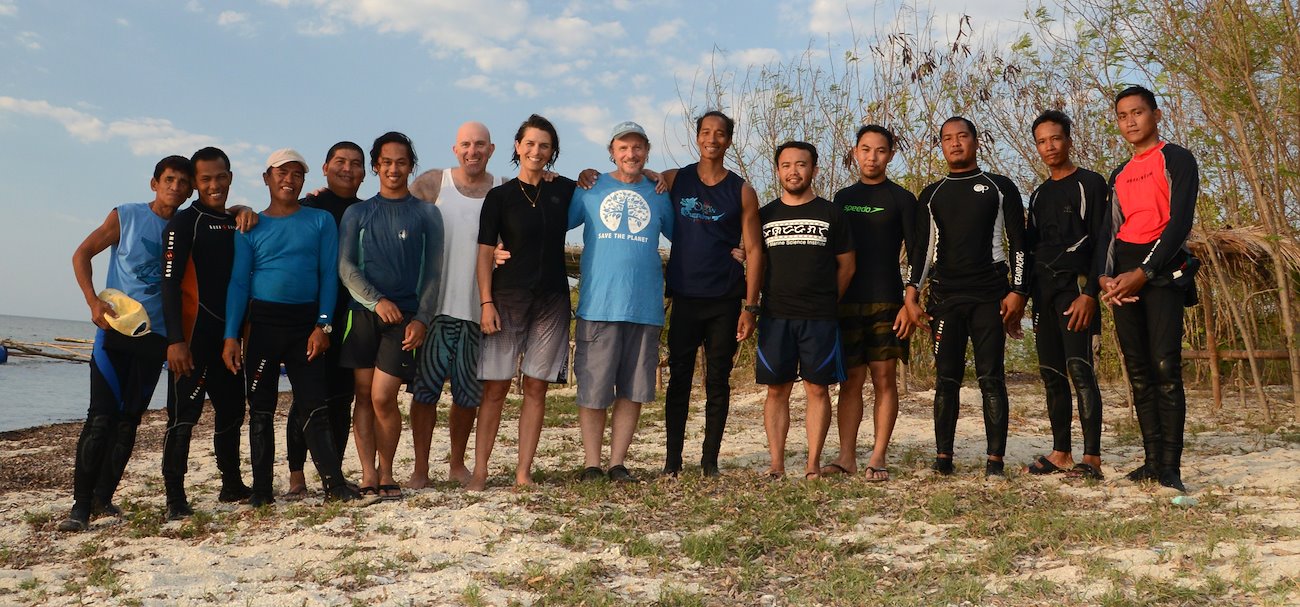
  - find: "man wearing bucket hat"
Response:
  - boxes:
[60,155,195,532]
[222,148,361,507]
[567,121,673,484]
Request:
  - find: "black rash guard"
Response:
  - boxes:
[1025,167,1111,297]
[833,179,916,305]
[162,202,237,347]
[908,169,1028,309]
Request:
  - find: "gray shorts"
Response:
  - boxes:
[573,319,660,409]
[478,289,571,383]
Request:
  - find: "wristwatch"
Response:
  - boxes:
[743,304,761,315]
[316,322,333,334]
[1141,267,1157,281]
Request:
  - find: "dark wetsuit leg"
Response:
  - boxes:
[968,300,1009,458]
[930,304,971,457]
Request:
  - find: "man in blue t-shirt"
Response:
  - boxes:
[568,121,673,484]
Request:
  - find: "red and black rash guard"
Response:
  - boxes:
[1025,167,1111,297]
[907,169,1028,308]
[162,202,237,347]
[1102,141,1199,277]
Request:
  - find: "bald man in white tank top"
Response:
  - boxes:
[407,122,503,489]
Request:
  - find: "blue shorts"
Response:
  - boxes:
[755,316,845,386]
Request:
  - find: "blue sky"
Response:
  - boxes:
[0,0,1021,321]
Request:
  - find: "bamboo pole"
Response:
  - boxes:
[1200,287,1222,411]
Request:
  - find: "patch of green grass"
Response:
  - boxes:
[542,393,579,427]
[530,517,559,534]
[174,509,218,539]
[460,583,487,607]
[681,529,730,566]
[527,560,619,606]
[21,509,52,528]
[86,557,121,594]
[1110,413,1143,446]
[657,585,707,607]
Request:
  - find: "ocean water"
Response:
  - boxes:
[0,314,156,431]
[0,314,290,432]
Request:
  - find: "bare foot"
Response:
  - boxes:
[1046,450,1075,471]
[515,472,535,488]
[465,474,488,492]
[406,473,430,490]
[449,465,472,486]
[763,468,785,480]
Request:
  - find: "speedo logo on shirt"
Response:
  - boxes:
[763,219,828,247]
[842,204,883,214]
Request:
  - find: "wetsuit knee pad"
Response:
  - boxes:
[1155,356,1183,387]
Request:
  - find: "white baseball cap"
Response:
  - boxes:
[266,148,308,170]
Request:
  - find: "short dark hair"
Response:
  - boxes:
[511,114,560,169]
[154,155,195,181]
[844,124,896,168]
[1031,110,1072,138]
[695,110,735,139]
[370,131,417,172]
[856,124,896,150]
[190,146,230,171]
[773,140,818,167]
[326,141,364,164]
[940,116,978,140]
[1115,85,1158,111]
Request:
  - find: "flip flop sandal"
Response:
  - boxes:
[1068,463,1105,481]
[864,466,890,482]
[358,486,379,497]
[820,462,852,476]
[378,484,403,501]
[1026,455,1063,475]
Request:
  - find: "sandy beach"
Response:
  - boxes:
[1,380,1298,606]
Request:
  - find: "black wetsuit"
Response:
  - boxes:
[908,169,1027,458]
[1026,168,1109,457]
[160,202,247,506]
[285,189,360,477]
[1101,141,1199,481]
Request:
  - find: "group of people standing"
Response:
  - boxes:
[57,83,1198,533]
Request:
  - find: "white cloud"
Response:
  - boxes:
[217,10,248,26]
[16,31,41,51]
[274,1,625,73]
[0,2,17,17]
[807,0,873,35]
[296,17,342,36]
[514,81,539,98]
[115,17,130,27]
[454,74,503,97]
[647,18,684,46]
[0,97,261,158]
[186,0,202,12]
[728,47,783,68]
[543,103,613,146]
[0,97,106,142]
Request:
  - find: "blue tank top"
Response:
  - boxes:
[106,202,169,338]
[664,164,746,299]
